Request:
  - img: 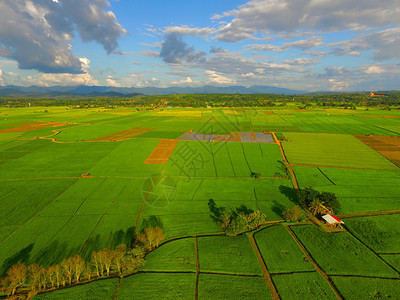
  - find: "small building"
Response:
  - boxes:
[322,214,344,226]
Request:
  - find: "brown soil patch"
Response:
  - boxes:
[355,135,400,167]
[263,111,274,115]
[0,121,68,133]
[90,127,155,142]
[144,139,179,164]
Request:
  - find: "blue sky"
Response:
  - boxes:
[0,0,400,91]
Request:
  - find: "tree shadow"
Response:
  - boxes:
[279,185,299,204]
[139,216,164,232]
[1,243,34,276]
[208,199,254,225]
[271,200,286,217]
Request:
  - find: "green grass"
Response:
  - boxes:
[197,235,262,275]
[344,215,400,253]
[255,225,314,273]
[34,278,119,300]
[291,225,398,277]
[331,276,400,299]
[272,272,337,300]
[142,238,196,272]
[198,273,272,299]
[282,132,398,170]
[117,273,195,299]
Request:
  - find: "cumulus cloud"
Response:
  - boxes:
[0,69,4,86]
[0,0,126,73]
[329,27,400,60]
[206,70,236,85]
[212,0,400,42]
[159,33,206,64]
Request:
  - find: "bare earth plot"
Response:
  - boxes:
[90,127,155,142]
[355,135,400,167]
[178,131,275,143]
[144,139,179,164]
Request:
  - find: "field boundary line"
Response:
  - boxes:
[190,179,204,202]
[337,209,400,219]
[225,143,237,177]
[269,270,317,276]
[291,163,382,171]
[0,178,79,247]
[285,225,343,300]
[317,167,336,185]
[113,277,122,300]
[247,232,280,300]
[328,274,400,280]
[79,178,132,255]
[209,143,218,177]
[240,142,253,174]
[29,177,108,263]
[194,237,199,300]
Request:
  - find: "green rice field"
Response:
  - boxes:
[0,106,399,299]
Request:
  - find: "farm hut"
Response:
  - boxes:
[322,214,344,226]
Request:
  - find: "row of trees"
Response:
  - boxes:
[0,227,164,298]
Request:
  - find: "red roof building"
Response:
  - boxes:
[322,214,344,225]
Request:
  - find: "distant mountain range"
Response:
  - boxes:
[0,85,306,97]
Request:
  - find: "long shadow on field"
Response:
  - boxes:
[279,185,299,204]
[1,243,34,276]
[138,216,164,232]
[271,200,287,217]
[32,226,135,267]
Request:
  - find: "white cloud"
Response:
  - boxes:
[212,0,400,42]
[206,70,236,85]
[0,0,126,73]
[164,26,215,37]
[170,76,194,85]
[106,75,121,87]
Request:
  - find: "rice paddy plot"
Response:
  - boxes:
[0,178,76,227]
[142,238,196,272]
[117,273,195,299]
[197,235,262,275]
[88,139,163,177]
[337,197,400,214]
[81,213,137,259]
[140,212,220,240]
[344,215,400,253]
[198,274,271,299]
[330,276,400,299]
[255,225,314,273]
[34,278,120,300]
[76,178,131,215]
[272,272,337,300]
[291,225,399,277]
[282,132,398,170]
[0,215,70,276]
[0,139,119,179]
[33,214,103,265]
[292,166,335,187]
[106,179,146,214]
[380,255,400,273]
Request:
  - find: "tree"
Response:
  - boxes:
[60,257,74,285]
[282,205,304,222]
[319,191,340,213]
[28,263,46,291]
[298,187,319,206]
[91,251,101,277]
[46,266,56,289]
[6,263,27,295]
[113,244,127,275]
[309,200,331,216]
[71,255,85,283]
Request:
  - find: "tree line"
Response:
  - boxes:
[0,227,165,298]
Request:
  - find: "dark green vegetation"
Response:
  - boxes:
[0,103,399,299]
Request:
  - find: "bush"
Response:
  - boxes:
[282,205,304,222]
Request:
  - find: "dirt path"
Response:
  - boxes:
[113,277,122,300]
[247,233,280,300]
[285,226,343,300]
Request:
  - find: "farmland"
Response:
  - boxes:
[0,105,399,299]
